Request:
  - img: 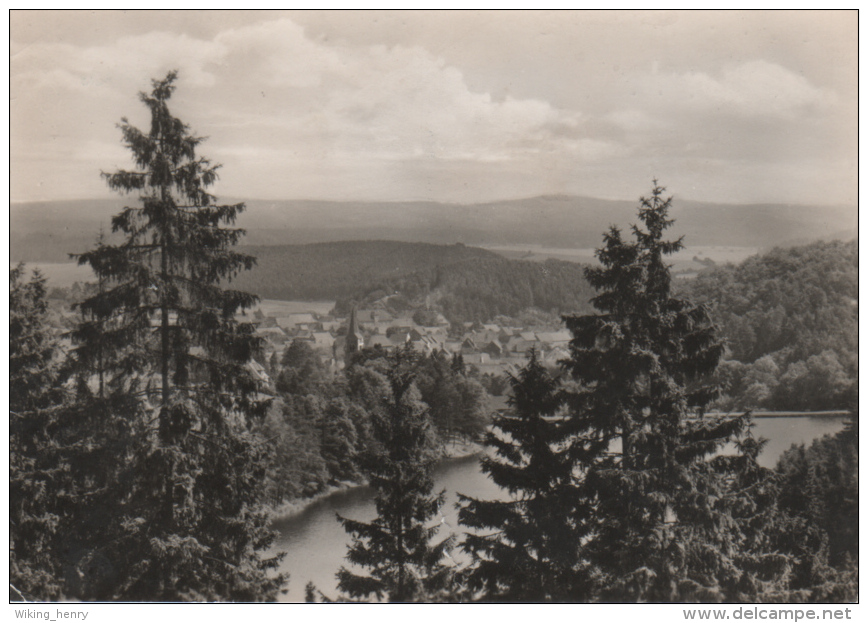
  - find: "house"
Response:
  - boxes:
[311,332,336,351]
[366,335,393,350]
[462,352,490,366]
[389,328,423,345]
[535,330,572,348]
[411,335,441,355]
[369,321,393,336]
[461,337,479,353]
[389,315,417,328]
[418,326,448,341]
[481,341,504,358]
[469,329,500,346]
[505,336,535,354]
[275,313,316,330]
[255,326,289,347]
[442,340,463,354]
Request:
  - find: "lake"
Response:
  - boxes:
[270,414,846,602]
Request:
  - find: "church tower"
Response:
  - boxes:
[345,306,363,358]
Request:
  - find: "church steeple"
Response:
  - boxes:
[345,306,363,357]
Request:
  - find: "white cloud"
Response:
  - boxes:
[12,16,605,183]
[9,15,855,206]
[11,31,225,98]
[203,22,591,163]
[637,60,837,119]
[214,19,342,88]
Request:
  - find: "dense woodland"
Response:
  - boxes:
[240,236,856,413]
[10,74,858,604]
[259,340,489,505]
[682,240,858,412]
[233,240,596,322]
[234,240,497,301]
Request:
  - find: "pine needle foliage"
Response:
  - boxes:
[562,181,760,602]
[68,72,284,601]
[10,265,68,600]
[337,346,455,602]
[457,349,592,601]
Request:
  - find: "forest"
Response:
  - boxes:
[234,240,498,301]
[259,340,489,505]
[682,240,858,412]
[239,235,856,413]
[10,73,857,604]
[233,239,597,322]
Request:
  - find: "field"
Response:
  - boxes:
[252,299,336,317]
[11,262,95,289]
[479,244,760,275]
[11,263,336,317]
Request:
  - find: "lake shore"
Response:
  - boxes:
[265,410,848,522]
[268,439,485,522]
[700,410,850,419]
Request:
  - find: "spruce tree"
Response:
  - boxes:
[457,349,591,601]
[9,265,68,600]
[562,181,755,601]
[771,414,859,601]
[711,429,794,601]
[336,346,454,602]
[70,72,285,600]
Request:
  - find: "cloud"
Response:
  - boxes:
[9,15,855,206]
[11,31,225,98]
[12,16,608,180]
[214,19,342,88]
[637,60,837,120]
[203,21,593,163]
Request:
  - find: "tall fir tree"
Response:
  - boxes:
[336,346,454,602]
[70,72,285,600]
[9,265,68,600]
[771,413,858,601]
[562,181,762,601]
[457,349,592,601]
[710,429,794,601]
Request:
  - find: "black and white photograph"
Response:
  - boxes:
[7,9,859,612]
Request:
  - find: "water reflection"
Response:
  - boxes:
[272,416,845,602]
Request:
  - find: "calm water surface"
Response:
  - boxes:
[271,415,846,602]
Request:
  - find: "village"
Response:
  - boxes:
[247,299,572,385]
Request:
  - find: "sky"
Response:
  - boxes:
[9,10,858,206]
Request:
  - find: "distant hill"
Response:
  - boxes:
[232,240,595,323]
[10,198,127,263]
[9,195,857,262]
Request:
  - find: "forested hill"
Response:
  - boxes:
[234,241,496,300]
[233,240,595,322]
[680,239,858,411]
